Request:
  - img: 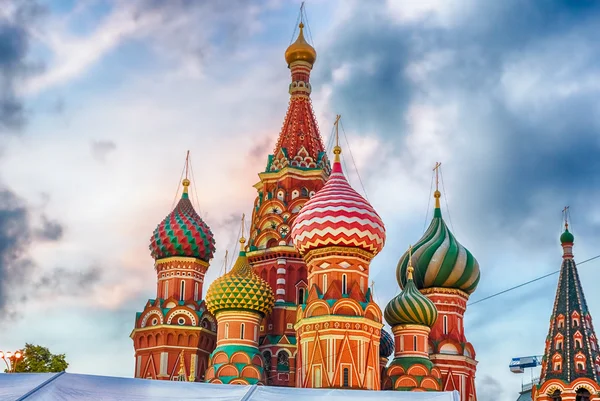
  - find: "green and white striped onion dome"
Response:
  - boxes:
[396,191,480,294]
[385,264,438,327]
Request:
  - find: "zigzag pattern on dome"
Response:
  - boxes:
[149,180,216,262]
[291,155,385,256]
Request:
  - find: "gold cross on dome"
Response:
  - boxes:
[562,206,570,229]
[433,162,442,191]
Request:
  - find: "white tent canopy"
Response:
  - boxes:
[0,372,460,401]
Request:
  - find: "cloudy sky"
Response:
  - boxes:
[1,0,600,399]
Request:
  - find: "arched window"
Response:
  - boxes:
[225,323,229,339]
[194,282,199,301]
[263,351,272,373]
[277,351,289,372]
[576,389,590,401]
[550,390,562,401]
[323,274,328,293]
[343,367,349,387]
[577,362,585,371]
[180,280,185,301]
[240,323,245,339]
[576,338,583,348]
[298,288,305,304]
[301,187,309,197]
[254,325,258,341]
[342,274,347,294]
[443,315,448,335]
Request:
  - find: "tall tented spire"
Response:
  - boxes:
[536,213,600,396]
[266,20,329,174]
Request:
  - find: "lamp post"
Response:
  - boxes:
[0,350,23,373]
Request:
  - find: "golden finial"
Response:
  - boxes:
[433,162,442,209]
[333,114,342,162]
[240,213,246,246]
[406,245,414,281]
[182,150,191,194]
[285,5,317,66]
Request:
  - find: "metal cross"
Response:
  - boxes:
[433,162,442,191]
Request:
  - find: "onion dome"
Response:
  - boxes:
[205,237,275,317]
[380,329,394,358]
[385,253,438,327]
[150,178,216,262]
[560,227,574,244]
[397,190,480,294]
[285,22,316,66]
[291,145,386,256]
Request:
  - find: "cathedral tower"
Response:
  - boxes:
[291,137,386,390]
[533,214,600,401]
[397,165,480,400]
[246,20,330,386]
[384,246,442,391]
[204,221,275,385]
[131,160,218,381]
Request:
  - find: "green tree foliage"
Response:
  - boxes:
[9,343,68,373]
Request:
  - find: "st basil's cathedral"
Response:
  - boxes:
[129,17,600,401]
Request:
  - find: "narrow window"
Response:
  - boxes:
[443,315,448,335]
[343,367,349,387]
[413,336,417,350]
[254,325,258,341]
[180,280,185,301]
[323,274,328,293]
[241,323,245,339]
[342,274,347,294]
[314,366,322,388]
[576,339,582,348]
[164,281,168,298]
[298,288,305,304]
[194,282,199,301]
[225,323,229,339]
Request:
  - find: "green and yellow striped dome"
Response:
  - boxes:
[397,191,480,294]
[385,261,438,327]
[206,241,274,317]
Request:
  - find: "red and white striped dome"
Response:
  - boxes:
[291,148,386,256]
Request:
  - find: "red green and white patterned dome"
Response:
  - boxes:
[149,179,216,262]
[291,146,386,256]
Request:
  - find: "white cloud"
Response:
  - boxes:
[385,0,475,28]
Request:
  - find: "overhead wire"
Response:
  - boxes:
[468,253,600,306]
[340,120,369,201]
[170,161,187,209]
[423,170,434,233]
[188,154,203,217]
[439,166,455,233]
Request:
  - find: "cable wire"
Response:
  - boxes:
[423,171,434,233]
[340,120,369,201]
[439,166,455,233]
[170,161,187,209]
[468,254,600,306]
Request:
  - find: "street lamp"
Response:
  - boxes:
[0,350,23,373]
